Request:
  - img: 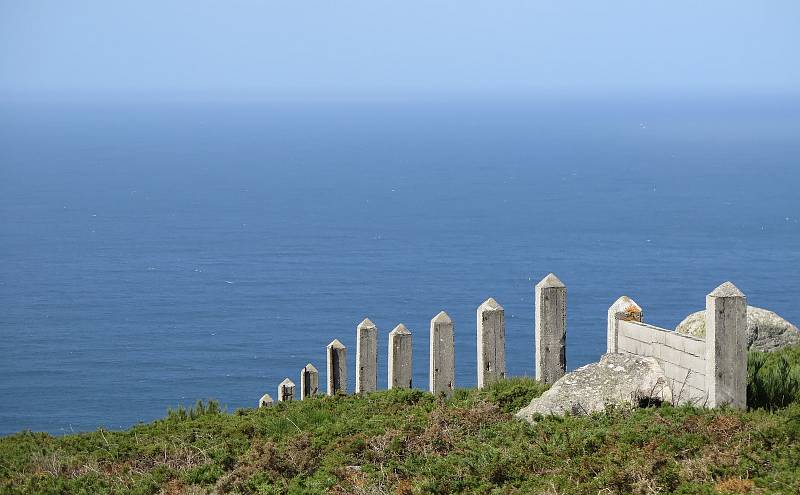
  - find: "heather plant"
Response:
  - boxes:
[3,377,800,494]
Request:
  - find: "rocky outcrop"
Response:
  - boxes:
[515,353,672,423]
[676,306,800,352]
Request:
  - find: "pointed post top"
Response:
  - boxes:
[479,297,504,311]
[432,311,452,324]
[327,338,346,349]
[536,273,565,289]
[279,377,295,387]
[358,318,376,330]
[610,295,641,311]
[389,323,411,335]
[259,393,273,404]
[709,281,745,298]
[303,363,318,373]
[609,295,643,320]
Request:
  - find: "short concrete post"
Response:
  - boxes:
[300,363,319,400]
[259,393,273,408]
[607,296,643,353]
[356,318,378,394]
[388,324,413,389]
[429,311,455,397]
[278,378,295,402]
[477,298,506,389]
[327,339,347,395]
[705,282,747,409]
[535,273,567,384]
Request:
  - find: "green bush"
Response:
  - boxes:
[166,399,222,421]
[467,376,550,413]
[4,375,800,493]
[748,345,800,410]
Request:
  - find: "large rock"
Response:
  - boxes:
[676,306,800,352]
[515,353,672,422]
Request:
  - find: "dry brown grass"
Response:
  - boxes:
[409,402,507,455]
[715,477,755,494]
[24,431,220,486]
[158,479,208,495]
[215,433,318,493]
[677,413,755,485]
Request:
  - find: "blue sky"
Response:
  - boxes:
[1,1,798,98]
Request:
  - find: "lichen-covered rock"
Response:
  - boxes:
[676,306,799,352]
[515,353,671,422]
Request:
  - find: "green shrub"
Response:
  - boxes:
[748,345,800,410]
[5,377,800,493]
[747,346,800,410]
[166,399,222,421]
[467,376,549,412]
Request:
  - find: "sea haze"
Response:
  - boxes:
[1,95,798,434]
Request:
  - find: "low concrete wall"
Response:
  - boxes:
[608,282,747,408]
[617,320,707,404]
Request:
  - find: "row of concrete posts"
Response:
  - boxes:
[260,276,748,410]
[259,273,568,407]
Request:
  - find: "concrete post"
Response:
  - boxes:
[607,296,643,353]
[388,324,413,389]
[327,339,347,395]
[278,378,295,402]
[356,318,378,394]
[705,282,747,409]
[477,298,506,389]
[429,311,455,397]
[535,273,567,384]
[300,363,319,400]
[259,393,273,408]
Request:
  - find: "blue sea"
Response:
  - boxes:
[1,94,799,435]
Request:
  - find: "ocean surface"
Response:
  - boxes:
[1,95,799,435]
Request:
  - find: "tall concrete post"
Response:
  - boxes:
[388,324,413,389]
[300,363,319,400]
[705,282,747,409]
[535,273,567,384]
[356,318,378,394]
[477,298,506,389]
[259,393,273,408]
[429,311,455,397]
[607,296,643,353]
[326,339,347,395]
[278,378,295,402]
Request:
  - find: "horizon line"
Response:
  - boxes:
[2,87,800,105]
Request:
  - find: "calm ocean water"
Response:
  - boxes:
[1,95,798,435]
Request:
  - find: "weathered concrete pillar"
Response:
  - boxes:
[535,273,567,384]
[259,393,273,408]
[607,296,643,353]
[300,363,319,400]
[477,298,506,389]
[356,318,378,394]
[326,339,347,395]
[388,324,413,389]
[429,311,455,397]
[705,282,747,409]
[278,378,295,402]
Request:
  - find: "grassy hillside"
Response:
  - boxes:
[3,347,800,494]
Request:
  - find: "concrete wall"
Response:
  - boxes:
[608,282,747,408]
[616,320,708,404]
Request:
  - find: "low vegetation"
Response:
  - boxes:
[3,347,800,494]
[748,345,800,410]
